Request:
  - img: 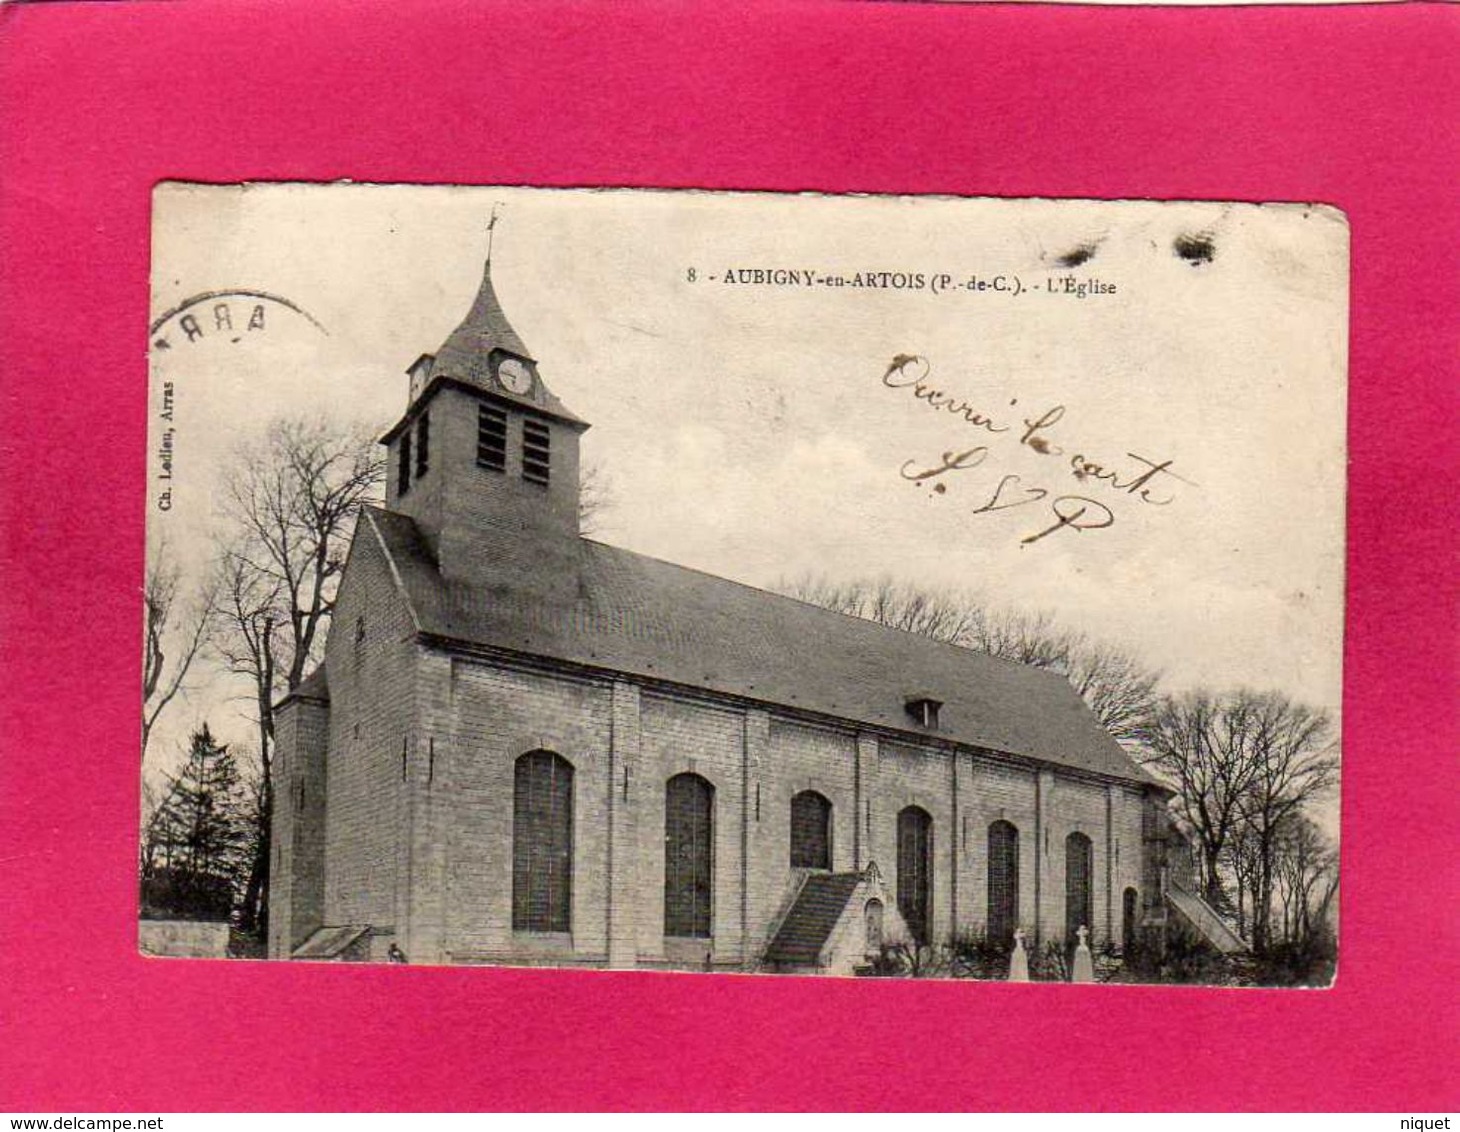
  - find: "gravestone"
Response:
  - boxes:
[1008,927,1029,982]
[1072,924,1095,983]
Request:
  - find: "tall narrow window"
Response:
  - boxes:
[664,773,714,938]
[522,419,551,486]
[477,405,507,472]
[1122,886,1140,953]
[512,750,574,933]
[398,431,412,495]
[1065,831,1094,944]
[987,820,1020,946]
[897,806,933,946]
[864,899,884,954]
[789,790,832,869]
[415,411,430,477]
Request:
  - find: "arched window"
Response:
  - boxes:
[512,750,573,933]
[789,790,832,869]
[864,899,884,954]
[897,806,933,946]
[987,820,1020,946]
[1065,831,1094,944]
[665,773,714,938]
[1122,887,1140,953]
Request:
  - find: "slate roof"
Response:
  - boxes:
[437,256,533,367]
[764,873,864,967]
[403,257,584,426]
[288,666,330,704]
[361,507,1159,788]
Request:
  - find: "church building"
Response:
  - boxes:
[268,249,1175,973]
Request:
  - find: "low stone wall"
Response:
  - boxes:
[138,919,230,959]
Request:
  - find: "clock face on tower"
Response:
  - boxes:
[497,356,534,396]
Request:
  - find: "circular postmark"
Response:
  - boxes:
[149,289,328,513]
[149,288,329,351]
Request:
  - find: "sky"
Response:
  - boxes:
[145,184,1348,793]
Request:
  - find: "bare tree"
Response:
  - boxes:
[1062,640,1162,752]
[878,933,950,978]
[211,417,386,938]
[776,574,1160,748]
[577,458,615,537]
[1311,860,1341,949]
[1273,814,1336,946]
[141,538,215,761]
[964,606,1073,667]
[778,575,981,644]
[1223,822,1263,940]
[1236,694,1338,953]
[1144,689,1338,951]
[139,776,166,878]
[1142,690,1263,908]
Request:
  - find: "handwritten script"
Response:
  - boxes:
[882,354,1192,544]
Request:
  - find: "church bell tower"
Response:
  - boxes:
[381,245,589,601]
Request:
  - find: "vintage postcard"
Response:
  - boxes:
[141,184,1346,986]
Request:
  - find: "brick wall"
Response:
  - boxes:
[636,692,746,968]
[1112,785,1147,949]
[268,694,329,959]
[1037,774,1109,945]
[434,658,613,965]
[605,680,642,967]
[875,740,956,946]
[318,516,419,936]
[139,920,230,959]
[389,385,583,602]
[749,720,859,954]
[384,400,447,550]
[957,757,1039,941]
[394,655,1155,968]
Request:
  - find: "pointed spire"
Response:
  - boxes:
[404,222,588,428]
[431,250,533,386]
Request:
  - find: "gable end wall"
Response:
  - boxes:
[319,520,419,938]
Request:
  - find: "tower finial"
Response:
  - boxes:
[486,202,505,265]
[433,204,533,380]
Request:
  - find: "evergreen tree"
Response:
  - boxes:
[141,724,251,919]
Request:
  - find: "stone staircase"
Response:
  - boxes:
[1167,881,1249,955]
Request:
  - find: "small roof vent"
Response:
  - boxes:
[905,696,943,730]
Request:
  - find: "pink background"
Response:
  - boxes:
[2,0,1457,1112]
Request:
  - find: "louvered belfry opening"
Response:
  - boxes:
[1065,831,1094,944]
[477,405,507,472]
[522,418,551,486]
[896,805,933,946]
[987,819,1020,946]
[415,411,430,477]
[512,750,574,933]
[398,429,413,496]
[789,790,832,869]
[664,773,714,938]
